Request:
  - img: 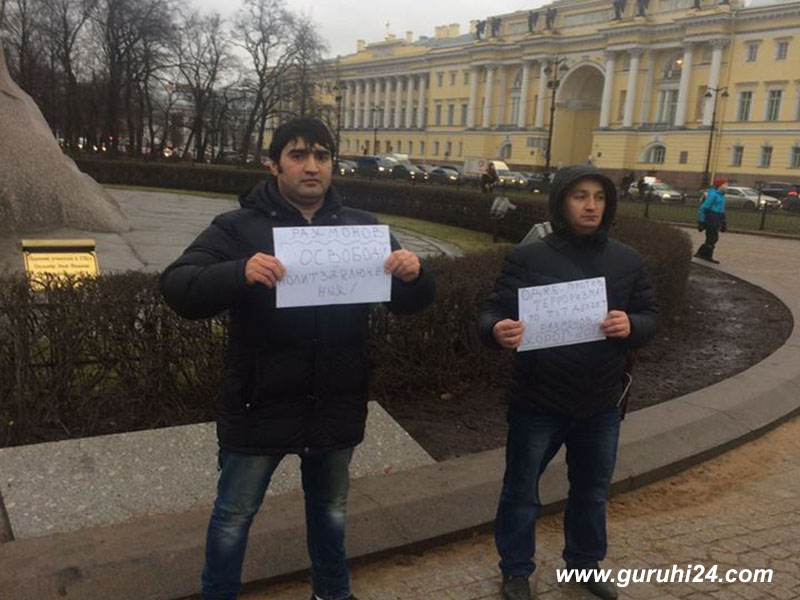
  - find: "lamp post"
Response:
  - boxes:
[544,57,569,173]
[371,105,382,154]
[333,83,343,166]
[701,85,729,189]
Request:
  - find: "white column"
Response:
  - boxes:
[496,67,507,125]
[353,81,362,128]
[405,75,414,128]
[674,44,694,127]
[535,61,547,128]
[416,75,426,129]
[393,77,403,128]
[467,66,480,128]
[344,81,352,129]
[703,42,724,126]
[363,79,372,127]
[623,50,642,127]
[482,66,495,127]
[638,52,655,125]
[382,79,391,128]
[599,52,616,128]
[518,61,532,129]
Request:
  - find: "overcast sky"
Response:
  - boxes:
[190,0,547,58]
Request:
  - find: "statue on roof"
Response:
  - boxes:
[528,10,540,32]
[545,7,557,30]
[636,0,649,16]
[490,17,501,37]
[613,0,627,19]
[476,19,486,39]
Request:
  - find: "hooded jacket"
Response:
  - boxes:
[160,179,435,455]
[479,165,660,418]
[697,187,727,228]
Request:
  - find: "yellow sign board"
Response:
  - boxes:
[20,239,99,288]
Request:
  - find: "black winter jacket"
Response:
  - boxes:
[160,179,435,455]
[479,165,660,418]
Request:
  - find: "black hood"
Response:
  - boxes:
[548,165,617,240]
[238,177,343,220]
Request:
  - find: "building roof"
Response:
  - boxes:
[744,0,799,8]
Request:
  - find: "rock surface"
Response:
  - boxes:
[0,46,129,234]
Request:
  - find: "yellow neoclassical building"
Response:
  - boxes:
[292,0,800,188]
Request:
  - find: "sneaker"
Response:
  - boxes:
[581,570,618,599]
[501,575,531,600]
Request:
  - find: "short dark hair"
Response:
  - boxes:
[268,117,336,164]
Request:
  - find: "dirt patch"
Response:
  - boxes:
[379,263,794,461]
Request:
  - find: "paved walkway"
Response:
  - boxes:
[220,229,800,600]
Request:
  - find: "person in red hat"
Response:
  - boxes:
[696,177,728,263]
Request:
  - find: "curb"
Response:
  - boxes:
[1,251,798,600]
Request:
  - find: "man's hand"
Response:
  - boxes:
[384,249,421,283]
[493,319,525,350]
[601,310,631,339]
[245,253,286,288]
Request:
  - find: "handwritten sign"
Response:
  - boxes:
[273,225,392,308]
[518,277,608,351]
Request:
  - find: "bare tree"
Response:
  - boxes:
[3,0,45,91]
[289,16,327,117]
[233,0,297,163]
[172,10,232,161]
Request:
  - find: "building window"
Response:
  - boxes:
[695,86,707,121]
[460,104,468,126]
[447,104,454,126]
[408,141,413,154]
[617,90,627,122]
[510,97,520,125]
[458,141,463,156]
[645,144,666,163]
[400,109,406,126]
[463,71,470,85]
[449,71,456,86]
[412,107,417,125]
[435,104,442,126]
[437,72,444,87]
[790,146,800,168]
[396,141,401,152]
[499,144,512,159]
[657,90,679,123]
[433,141,439,155]
[731,145,744,167]
[746,43,759,62]
[662,55,682,80]
[390,109,396,125]
[737,91,753,121]
[420,141,425,155]
[679,151,688,164]
[776,41,789,60]
[766,90,782,121]
[445,141,452,156]
[760,145,773,167]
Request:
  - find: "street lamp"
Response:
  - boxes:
[371,105,383,154]
[333,82,343,166]
[701,86,729,189]
[543,57,569,173]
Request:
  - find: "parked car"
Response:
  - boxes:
[391,163,428,181]
[724,186,780,210]
[336,159,357,176]
[430,165,463,185]
[356,155,398,178]
[758,181,797,200]
[628,181,684,203]
[520,171,551,193]
[495,170,528,188]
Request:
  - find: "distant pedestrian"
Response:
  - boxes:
[696,177,728,264]
[481,161,499,194]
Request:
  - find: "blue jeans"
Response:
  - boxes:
[201,447,354,600]
[495,407,621,578]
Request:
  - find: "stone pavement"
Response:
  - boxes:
[237,413,800,600]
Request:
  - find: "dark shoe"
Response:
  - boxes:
[502,575,531,600]
[582,570,618,599]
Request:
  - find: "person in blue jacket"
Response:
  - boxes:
[696,177,728,264]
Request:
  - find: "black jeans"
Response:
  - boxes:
[704,224,719,250]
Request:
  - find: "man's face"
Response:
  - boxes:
[269,138,332,208]
[563,178,606,234]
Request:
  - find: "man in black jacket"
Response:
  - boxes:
[160,118,434,600]
[480,165,659,600]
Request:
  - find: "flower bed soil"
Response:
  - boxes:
[378,263,794,461]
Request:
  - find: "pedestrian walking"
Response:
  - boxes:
[696,177,728,264]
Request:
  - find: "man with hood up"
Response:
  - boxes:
[160,118,435,600]
[479,165,660,600]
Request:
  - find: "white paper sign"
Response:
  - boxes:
[273,225,392,308]
[517,277,608,351]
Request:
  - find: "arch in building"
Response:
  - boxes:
[498,142,512,159]
[550,61,605,165]
[640,142,667,164]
